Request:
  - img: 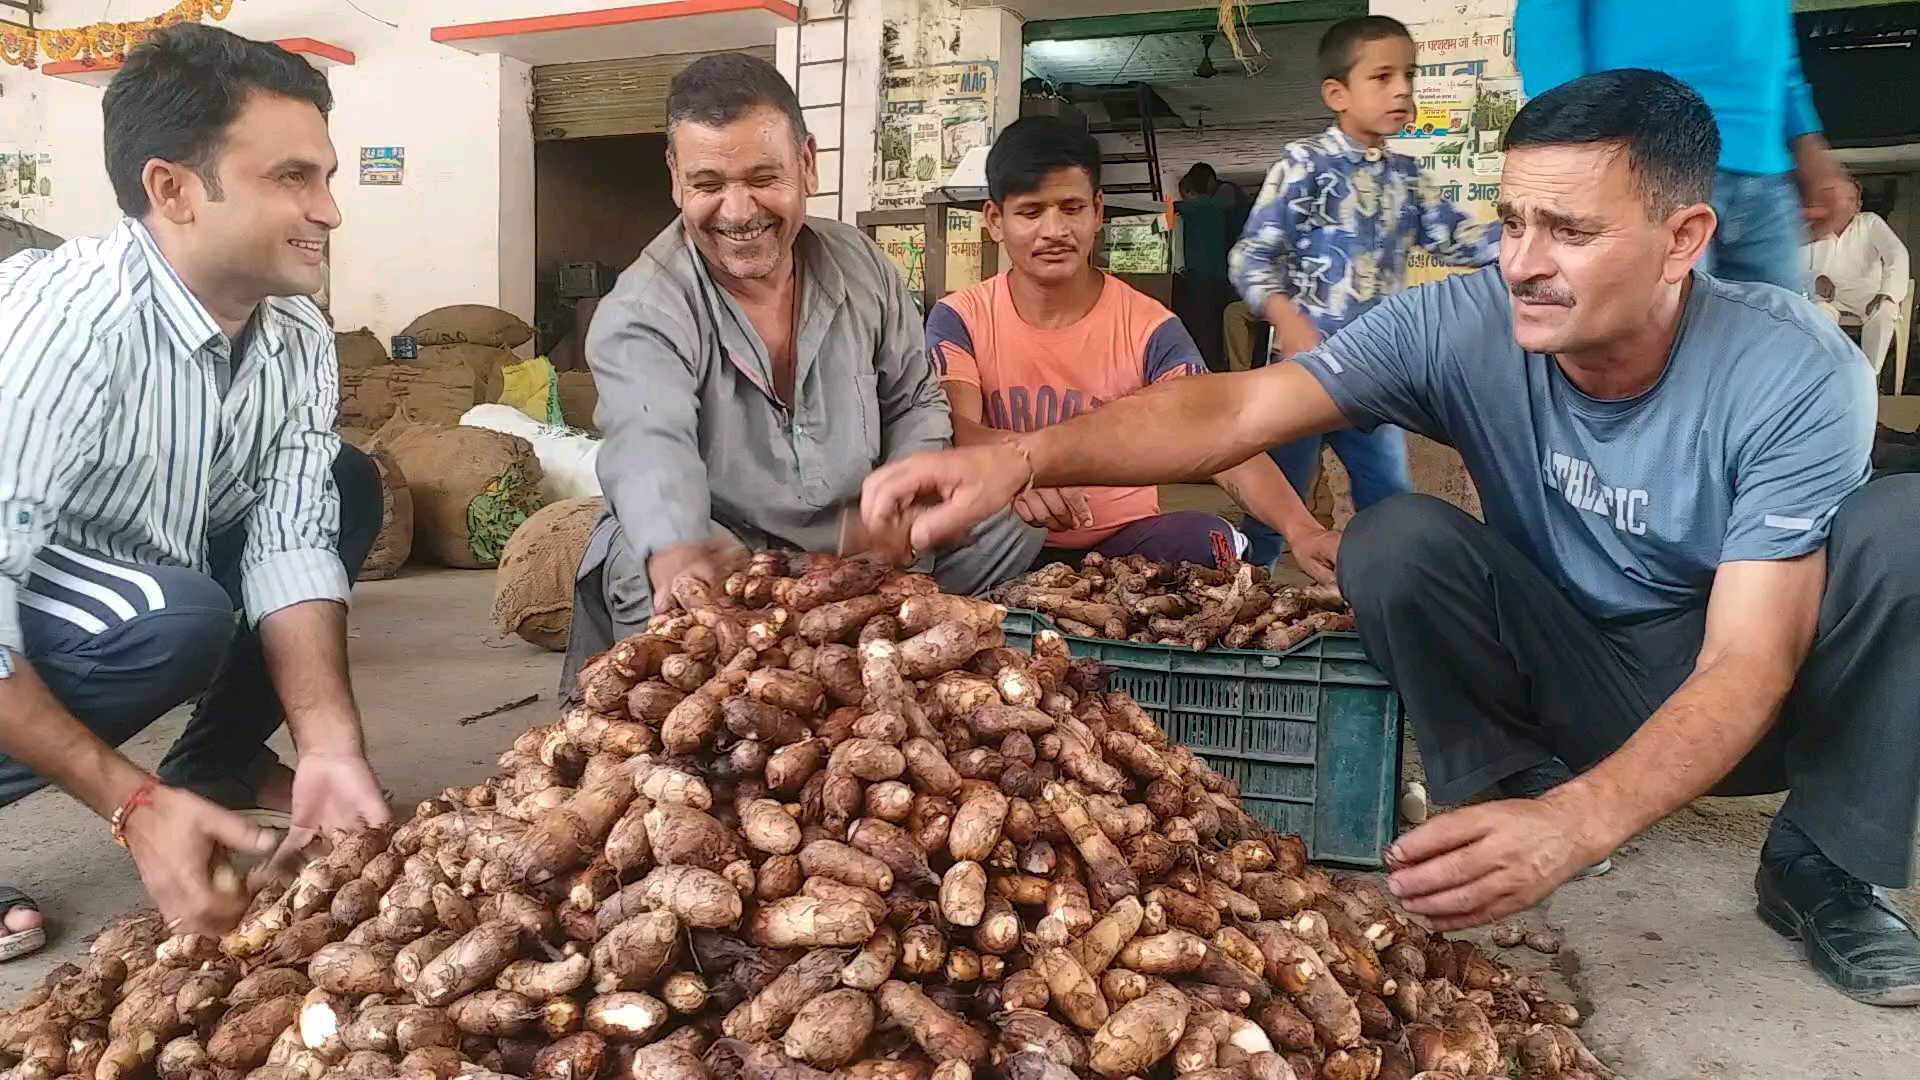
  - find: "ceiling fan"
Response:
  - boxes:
[1194,32,1221,79]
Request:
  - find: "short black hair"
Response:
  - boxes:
[1318,16,1413,82]
[1504,69,1719,217]
[1179,163,1217,197]
[987,116,1102,203]
[104,25,332,218]
[666,53,807,148]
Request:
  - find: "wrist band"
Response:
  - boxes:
[110,778,158,849]
[1011,441,1038,495]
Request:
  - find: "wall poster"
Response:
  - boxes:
[1390,16,1524,287]
[873,61,997,212]
[0,146,55,226]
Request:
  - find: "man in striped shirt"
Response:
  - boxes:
[0,26,389,951]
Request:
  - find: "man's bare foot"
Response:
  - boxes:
[0,887,45,962]
[4,904,40,936]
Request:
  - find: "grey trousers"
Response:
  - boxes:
[1337,477,1920,888]
[0,446,383,807]
[560,508,1044,692]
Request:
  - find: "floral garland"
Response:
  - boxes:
[1,0,237,70]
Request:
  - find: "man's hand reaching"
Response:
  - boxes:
[862,442,1032,556]
[258,750,392,885]
[1383,793,1607,931]
[1284,525,1343,586]
[648,539,750,612]
[1013,487,1094,533]
[121,784,279,934]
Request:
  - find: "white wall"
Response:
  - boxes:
[4,0,1033,327]
[324,40,531,337]
[0,66,114,241]
[0,0,714,337]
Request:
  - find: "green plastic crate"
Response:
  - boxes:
[1004,609,1402,867]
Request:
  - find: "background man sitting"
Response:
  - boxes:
[1804,178,1909,378]
[927,117,1338,578]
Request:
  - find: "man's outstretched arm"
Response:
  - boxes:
[1384,553,1822,929]
[1025,362,1348,487]
[862,361,1352,554]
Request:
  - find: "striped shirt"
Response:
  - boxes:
[0,219,348,656]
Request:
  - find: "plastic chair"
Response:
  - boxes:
[1837,278,1913,395]
[1893,282,1913,396]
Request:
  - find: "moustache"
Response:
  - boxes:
[1511,280,1575,307]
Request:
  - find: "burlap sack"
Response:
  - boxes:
[491,496,603,650]
[336,426,375,450]
[375,420,547,569]
[557,371,599,432]
[419,343,510,409]
[339,365,398,428]
[362,448,414,580]
[403,305,534,349]
[391,361,479,425]
[336,328,388,370]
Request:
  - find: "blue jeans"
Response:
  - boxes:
[1701,170,1806,293]
[1243,426,1412,567]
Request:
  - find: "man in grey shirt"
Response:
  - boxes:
[858,71,1920,1005]
[563,53,1040,687]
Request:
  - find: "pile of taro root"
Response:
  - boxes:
[994,556,1355,653]
[0,554,1610,1080]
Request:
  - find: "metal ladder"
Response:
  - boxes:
[791,0,852,222]
[1086,82,1164,202]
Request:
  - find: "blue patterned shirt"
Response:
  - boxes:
[1229,126,1499,338]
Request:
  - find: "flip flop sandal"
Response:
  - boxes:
[0,886,45,963]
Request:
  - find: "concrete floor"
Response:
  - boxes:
[2,569,1915,1078]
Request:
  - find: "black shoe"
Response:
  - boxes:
[1756,838,1920,1006]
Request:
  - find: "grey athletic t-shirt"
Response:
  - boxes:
[1298,267,1875,620]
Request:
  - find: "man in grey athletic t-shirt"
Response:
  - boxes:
[857,70,1920,1006]
[1302,261,1874,623]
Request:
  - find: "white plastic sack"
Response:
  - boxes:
[460,403,602,502]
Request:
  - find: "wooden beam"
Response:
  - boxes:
[1023,1,1364,45]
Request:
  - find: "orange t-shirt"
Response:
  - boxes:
[927,272,1204,549]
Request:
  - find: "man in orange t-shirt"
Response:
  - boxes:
[927,117,1338,577]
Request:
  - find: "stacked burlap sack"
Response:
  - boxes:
[362,448,415,581]
[369,418,548,571]
[339,306,536,433]
[491,496,605,651]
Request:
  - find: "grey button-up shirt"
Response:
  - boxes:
[586,216,951,584]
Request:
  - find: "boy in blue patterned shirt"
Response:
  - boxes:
[1229,16,1497,572]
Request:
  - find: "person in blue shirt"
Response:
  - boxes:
[860,70,1920,1007]
[1515,0,1852,291]
[1229,16,1498,577]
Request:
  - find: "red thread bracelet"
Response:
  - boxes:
[110,778,158,849]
